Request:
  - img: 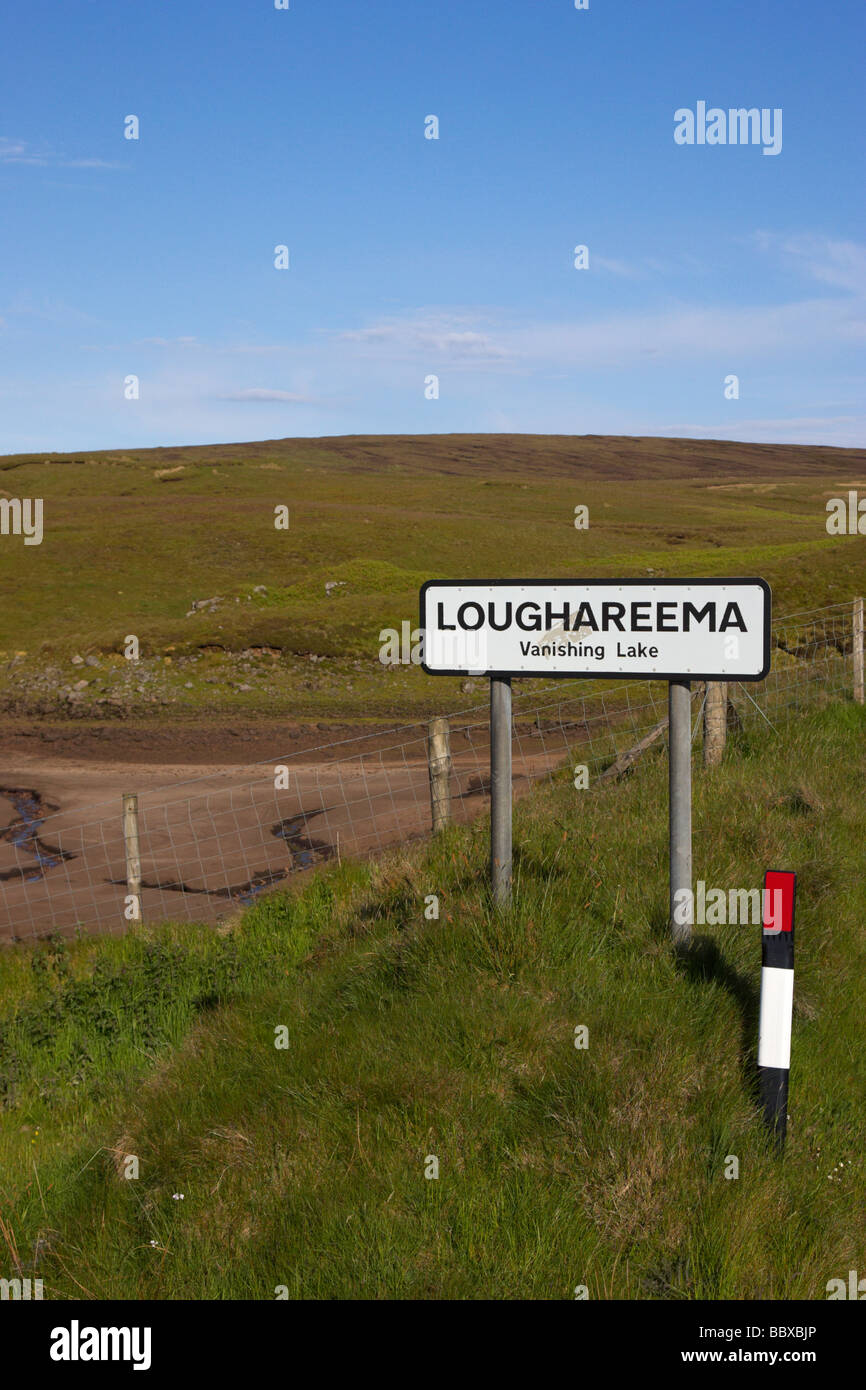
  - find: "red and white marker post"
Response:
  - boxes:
[758,870,796,1150]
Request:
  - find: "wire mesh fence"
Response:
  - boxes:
[0,600,859,942]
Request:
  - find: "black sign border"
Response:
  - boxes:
[419,576,772,681]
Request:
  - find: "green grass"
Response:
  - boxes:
[2,433,866,720]
[1,699,864,1299]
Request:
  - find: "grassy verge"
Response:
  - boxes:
[1,701,864,1299]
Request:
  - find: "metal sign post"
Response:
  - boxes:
[490,676,513,907]
[668,680,693,946]
[420,578,771,934]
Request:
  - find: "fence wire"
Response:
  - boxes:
[0,601,858,942]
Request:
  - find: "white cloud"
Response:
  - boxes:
[216,388,319,403]
[223,342,295,355]
[0,136,122,170]
[592,255,642,278]
[338,313,512,362]
[754,231,866,295]
[138,336,199,348]
[665,415,866,447]
[331,237,866,372]
[332,293,865,373]
[0,139,32,163]
[509,297,865,366]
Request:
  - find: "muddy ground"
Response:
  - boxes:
[0,717,576,942]
[0,718,430,764]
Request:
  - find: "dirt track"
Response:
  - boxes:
[0,718,421,765]
[0,721,572,941]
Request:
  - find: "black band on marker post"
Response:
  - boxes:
[757,870,796,1150]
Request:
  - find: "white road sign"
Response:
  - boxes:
[420,578,771,680]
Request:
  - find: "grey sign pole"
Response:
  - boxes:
[668,680,693,946]
[490,676,512,907]
[422,581,769,936]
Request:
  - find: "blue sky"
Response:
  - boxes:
[1,0,864,452]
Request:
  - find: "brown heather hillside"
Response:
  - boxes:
[4,432,865,481]
[1,431,865,727]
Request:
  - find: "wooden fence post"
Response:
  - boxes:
[427,717,452,832]
[853,597,864,705]
[122,792,142,921]
[703,681,728,768]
